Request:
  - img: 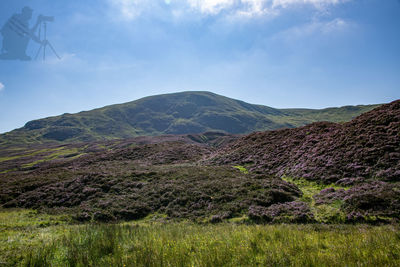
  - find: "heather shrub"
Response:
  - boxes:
[2,165,302,222]
[93,211,115,222]
[209,100,400,186]
[248,201,315,223]
[342,182,400,219]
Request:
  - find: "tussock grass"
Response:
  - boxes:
[12,223,400,266]
[2,209,400,266]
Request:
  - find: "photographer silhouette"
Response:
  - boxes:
[0,6,45,61]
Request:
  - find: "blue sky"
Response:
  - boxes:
[0,0,399,133]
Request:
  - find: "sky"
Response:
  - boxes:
[0,0,399,133]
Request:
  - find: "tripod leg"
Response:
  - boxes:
[35,44,43,60]
[46,41,61,60]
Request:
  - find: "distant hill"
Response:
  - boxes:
[0,91,379,146]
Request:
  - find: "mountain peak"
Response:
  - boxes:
[0,91,380,146]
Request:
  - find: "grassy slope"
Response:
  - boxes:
[2,209,400,267]
[280,104,381,126]
[0,91,380,146]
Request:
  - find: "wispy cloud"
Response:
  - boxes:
[189,0,349,16]
[108,0,150,20]
[0,82,4,92]
[271,18,353,42]
[108,0,352,20]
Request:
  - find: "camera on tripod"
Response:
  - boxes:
[35,15,60,60]
[39,15,54,23]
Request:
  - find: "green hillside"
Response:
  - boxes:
[0,91,379,146]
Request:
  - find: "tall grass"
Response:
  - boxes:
[20,223,400,267]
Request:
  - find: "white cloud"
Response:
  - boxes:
[230,0,276,18]
[272,0,348,8]
[187,0,234,14]
[186,0,349,16]
[108,0,351,20]
[182,0,275,17]
[0,82,4,91]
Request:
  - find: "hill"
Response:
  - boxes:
[208,99,400,183]
[0,100,398,224]
[0,91,379,146]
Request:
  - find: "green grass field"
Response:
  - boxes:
[1,209,400,266]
